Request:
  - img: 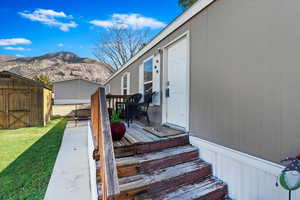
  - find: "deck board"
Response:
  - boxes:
[127,127,154,143]
[113,122,187,148]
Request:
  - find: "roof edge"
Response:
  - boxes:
[0,71,53,91]
[53,78,103,85]
[104,0,215,85]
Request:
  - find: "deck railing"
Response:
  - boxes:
[106,94,130,110]
[91,87,120,200]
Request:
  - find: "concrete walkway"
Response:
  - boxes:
[44,121,91,200]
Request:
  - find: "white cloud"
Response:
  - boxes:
[57,43,64,47]
[4,46,31,51]
[90,13,166,29]
[16,54,25,57]
[19,9,77,32]
[0,38,32,46]
[35,9,69,18]
[90,20,114,28]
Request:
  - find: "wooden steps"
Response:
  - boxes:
[97,124,228,200]
[160,178,227,200]
[99,160,212,199]
[116,145,199,177]
[118,160,211,189]
[114,134,189,158]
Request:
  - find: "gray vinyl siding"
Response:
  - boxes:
[106,0,300,164]
[189,0,300,163]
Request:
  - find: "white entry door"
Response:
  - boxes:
[165,36,188,129]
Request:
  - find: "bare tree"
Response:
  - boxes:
[178,0,198,10]
[93,27,149,69]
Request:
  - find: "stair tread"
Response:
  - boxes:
[162,177,227,200]
[118,160,210,192]
[116,145,198,166]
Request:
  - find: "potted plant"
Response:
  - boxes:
[110,109,126,141]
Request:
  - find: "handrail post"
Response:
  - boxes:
[91,87,120,200]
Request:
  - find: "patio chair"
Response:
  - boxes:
[128,93,143,104]
[116,93,142,126]
[136,92,155,125]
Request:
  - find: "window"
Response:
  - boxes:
[139,54,160,105]
[121,73,130,95]
[144,58,153,94]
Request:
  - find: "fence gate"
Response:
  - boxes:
[0,89,32,129]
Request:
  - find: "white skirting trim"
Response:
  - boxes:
[190,136,300,200]
[87,121,98,200]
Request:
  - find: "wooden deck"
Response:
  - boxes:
[114,123,188,147]
[113,123,190,158]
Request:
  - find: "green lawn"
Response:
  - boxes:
[0,118,68,200]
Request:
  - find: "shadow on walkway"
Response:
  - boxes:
[0,118,67,200]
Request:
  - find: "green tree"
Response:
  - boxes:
[33,74,53,89]
[178,0,198,10]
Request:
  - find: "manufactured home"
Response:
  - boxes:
[0,71,52,129]
[104,0,300,198]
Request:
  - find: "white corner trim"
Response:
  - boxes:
[104,0,215,85]
[189,136,284,175]
[87,121,98,200]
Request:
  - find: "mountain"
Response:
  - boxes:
[0,55,16,62]
[0,52,115,83]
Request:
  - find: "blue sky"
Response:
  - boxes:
[0,0,182,59]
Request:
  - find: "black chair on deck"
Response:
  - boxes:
[116,93,142,126]
[136,92,155,125]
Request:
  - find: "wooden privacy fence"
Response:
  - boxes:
[91,87,120,200]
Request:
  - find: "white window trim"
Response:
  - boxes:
[142,56,154,95]
[140,55,161,105]
[121,72,130,95]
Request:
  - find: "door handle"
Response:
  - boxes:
[166,88,170,98]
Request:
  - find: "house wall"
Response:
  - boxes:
[189,0,300,164]
[54,79,101,104]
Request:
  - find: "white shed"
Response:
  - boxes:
[52,79,102,116]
